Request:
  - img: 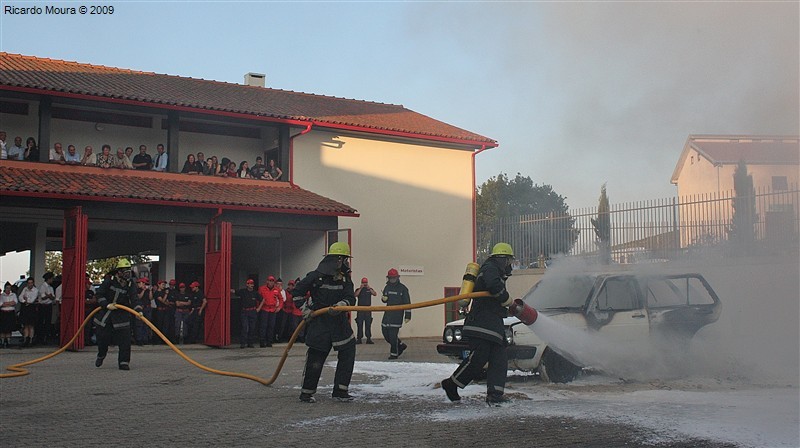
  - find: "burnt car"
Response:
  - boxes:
[437,270,721,383]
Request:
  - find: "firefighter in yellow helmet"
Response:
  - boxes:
[93,259,137,370]
[442,243,515,405]
[291,242,357,403]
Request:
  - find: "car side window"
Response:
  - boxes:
[647,276,715,307]
[595,278,638,311]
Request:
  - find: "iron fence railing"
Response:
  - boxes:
[478,185,799,266]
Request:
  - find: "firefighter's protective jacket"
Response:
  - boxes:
[291,255,356,352]
[93,276,136,330]
[381,281,411,327]
[462,256,511,345]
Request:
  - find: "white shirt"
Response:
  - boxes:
[19,286,38,304]
[8,144,25,160]
[1,292,18,311]
[38,282,55,305]
[152,151,168,171]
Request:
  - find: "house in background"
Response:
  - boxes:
[0,52,497,344]
[670,135,799,247]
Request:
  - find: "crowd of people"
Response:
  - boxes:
[2,240,518,404]
[0,131,284,181]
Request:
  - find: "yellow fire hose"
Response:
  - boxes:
[0,291,489,383]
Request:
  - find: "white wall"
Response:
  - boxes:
[293,130,476,337]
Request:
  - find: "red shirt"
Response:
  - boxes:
[258,285,281,312]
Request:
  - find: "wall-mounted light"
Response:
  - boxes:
[95,123,104,131]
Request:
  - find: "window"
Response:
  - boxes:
[646,276,715,308]
[595,278,638,311]
[772,176,788,191]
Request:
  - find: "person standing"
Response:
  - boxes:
[354,277,377,344]
[18,278,38,347]
[187,281,206,344]
[257,275,280,347]
[235,279,259,348]
[151,144,168,172]
[292,242,357,403]
[94,260,137,370]
[173,283,192,344]
[133,278,153,346]
[152,280,169,343]
[132,145,152,170]
[0,282,18,348]
[441,243,515,406]
[381,269,411,359]
[36,272,57,345]
[84,276,98,346]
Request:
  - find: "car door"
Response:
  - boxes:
[585,275,649,343]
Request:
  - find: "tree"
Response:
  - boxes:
[591,184,611,264]
[43,252,148,283]
[729,160,756,252]
[477,173,577,263]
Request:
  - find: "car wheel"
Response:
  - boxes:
[539,348,582,383]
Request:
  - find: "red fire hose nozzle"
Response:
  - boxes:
[509,299,538,325]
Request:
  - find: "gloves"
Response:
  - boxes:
[328,300,348,315]
[301,304,313,321]
[106,303,118,310]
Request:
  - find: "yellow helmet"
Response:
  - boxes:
[491,242,514,257]
[116,259,132,269]
[327,241,352,257]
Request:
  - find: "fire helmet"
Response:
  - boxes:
[490,242,514,257]
[327,241,351,257]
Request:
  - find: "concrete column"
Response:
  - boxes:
[30,223,47,281]
[160,231,177,282]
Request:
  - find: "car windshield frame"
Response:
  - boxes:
[525,274,597,310]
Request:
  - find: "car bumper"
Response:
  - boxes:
[436,343,537,361]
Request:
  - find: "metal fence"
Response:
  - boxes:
[478,185,799,266]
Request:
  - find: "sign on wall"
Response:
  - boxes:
[399,265,424,276]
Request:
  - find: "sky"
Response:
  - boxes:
[0,1,797,209]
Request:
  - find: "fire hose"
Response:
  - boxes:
[0,291,491,382]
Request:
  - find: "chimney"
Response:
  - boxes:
[244,72,266,87]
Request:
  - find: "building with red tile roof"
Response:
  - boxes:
[0,52,497,344]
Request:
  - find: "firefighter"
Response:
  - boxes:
[381,269,411,359]
[442,242,515,406]
[292,242,357,403]
[94,259,137,370]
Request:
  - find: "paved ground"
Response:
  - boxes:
[0,338,738,447]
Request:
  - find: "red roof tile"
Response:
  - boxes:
[691,137,799,165]
[0,52,496,146]
[0,161,358,216]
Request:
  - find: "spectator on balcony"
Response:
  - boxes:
[81,146,95,166]
[132,145,152,170]
[225,160,238,177]
[49,142,66,164]
[250,156,268,180]
[216,157,230,177]
[237,161,252,179]
[267,159,283,181]
[25,137,38,162]
[0,130,6,159]
[152,143,168,172]
[125,146,134,163]
[96,144,116,169]
[205,156,220,176]
[116,148,133,169]
[195,152,208,175]
[64,145,81,164]
[8,136,26,160]
[181,153,200,175]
